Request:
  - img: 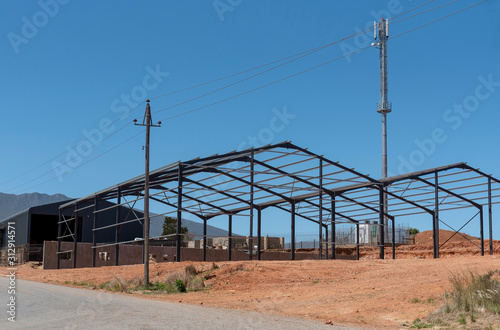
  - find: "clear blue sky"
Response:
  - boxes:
[1,1,499,239]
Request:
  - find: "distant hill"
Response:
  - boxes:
[0,192,234,238]
[0,192,71,220]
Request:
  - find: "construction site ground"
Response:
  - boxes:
[6,230,500,329]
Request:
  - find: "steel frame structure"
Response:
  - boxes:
[57,142,500,268]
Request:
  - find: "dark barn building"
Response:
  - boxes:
[0,200,144,249]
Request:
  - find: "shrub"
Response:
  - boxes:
[165,271,205,292]
[175,279,186,292]
[185,264,197,276]
[445,270,500,317]
[411,318,432,328]
[423,270,500,328]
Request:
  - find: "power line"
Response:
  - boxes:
[149,27,376,102]
[9,130,145,194]
[151,1,477,119]
[2,2,441,188]
[158,46,372,122]
[0,103,145,187]
[392,0,461,24]
[392,0,437,20]
[2,122,133,193]
[0,28,375,188]
[4,0,489,193]
[391,0,488,39]
[157,0,488,123]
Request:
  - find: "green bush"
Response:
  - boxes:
[411,318,432,328]
[175,279,186,292]
[409,228,420,236]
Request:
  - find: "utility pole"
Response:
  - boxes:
[134,100,161,285]
[373,18,391,242]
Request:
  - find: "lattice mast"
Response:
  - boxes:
[373,18,391,242]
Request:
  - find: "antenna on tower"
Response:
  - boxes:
[374,17,391,259]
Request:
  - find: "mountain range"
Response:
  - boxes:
[0,192,71,220]
[0,192,234,238]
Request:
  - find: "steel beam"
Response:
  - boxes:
[57,209,62,269]
[249,150,254,261]
[92,197,98,267]
[291,201,296,260]
[211,169,292,204]
[338,193,393,221]
[176,165,183,262]
[331,197,336,260]
[149,195,206,221]
[415,176,482,209]
[73,203,79,269]
[257,208,262,260]
[319,159,323,260]
[325,224,329,259]
[489,178,493,255]
[392,218,395,260]
[203,219,207,262]
[480,206,484,256]
[434,173,439,259]
[250,158,331,197]
[115,188,121,266]
[170,189,229,214]
[183,178,251,206]
[379,187,384,259]
[228,214,232,261]
[355,223,360,260]
[286,144,378,183]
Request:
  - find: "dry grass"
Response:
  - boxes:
[417,270,500,329]
[97,265,204,294]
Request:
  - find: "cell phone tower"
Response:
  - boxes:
[373,18,391,246]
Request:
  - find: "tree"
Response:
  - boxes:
[409,227,420,236]
[162,216,188,239]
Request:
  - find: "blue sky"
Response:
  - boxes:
[1,0,499,239]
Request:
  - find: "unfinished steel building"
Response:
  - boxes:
[56,142,500,268]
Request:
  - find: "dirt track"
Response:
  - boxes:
[7,251,500,329]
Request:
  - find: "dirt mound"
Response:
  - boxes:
[414,229,477,245]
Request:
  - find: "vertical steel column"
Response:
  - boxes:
[203,219,207,262]
[73,203,79,269]
[257,208,262,260]
[488,178,493,255]
[432,210,437,257]
[249,150,254,260]
[115,188,121,266]
[379,187,385,259]
[319,159,323,259]
[355,223,360,260]
[92,197,98,267]
[434,172,439,259]
[331,197,336,260]
[480,206,484,256]
[57,208,62,269]
[291,201,296,260]
[325,225,329,259]
[176,165,183,262]
[228,214,232,261]
[392,218,395,259]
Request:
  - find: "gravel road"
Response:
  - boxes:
[0,277,360,329]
